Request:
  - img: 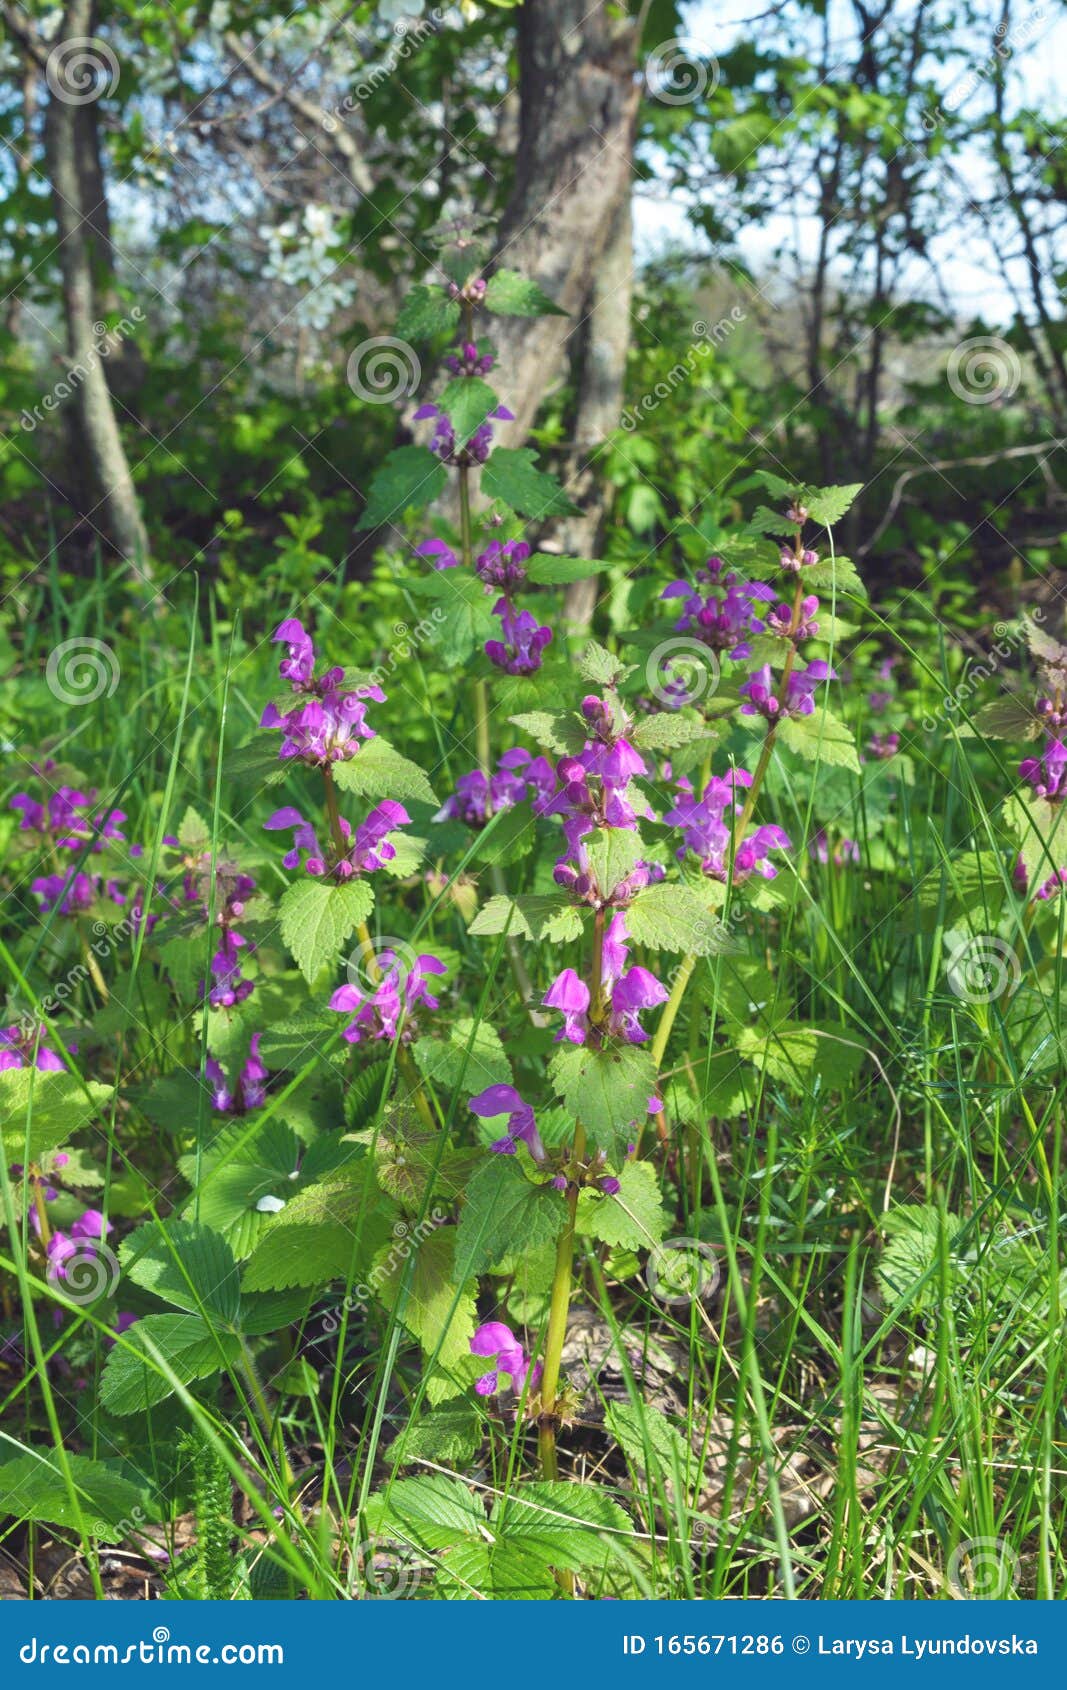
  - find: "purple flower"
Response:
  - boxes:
[470,1320,541,1397]
[414,401,515,465]
[434,748,554,828]
[31,870,98,915]
[1020,739,1067,802]
[264,801,410,879]
[766,594,820,642]
[329,953,447,1044]
[0,1025,68,1071]
[808,830,859,867]
[1035,868,1067,900]
[416,538,459,570]
[867,729,899,759]
[543,916,667,1045]
[739,660,835,720]
[206,1034,268,1114]
[469,1083,546,1161]
[444,341,494,377]
[662,565,774,659]
[484,601,552,676]
[260,620,386,766]
[476,540,529,591]
[10,787,127,853]
[665,773,791,884]
[70,1209,110,1241]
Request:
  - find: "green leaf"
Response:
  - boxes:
[525,553,602,584]
[406,570,498,668]
[802,482,864,527]
[549,1042,658,1159]
[222,738,287,788]
[802,553,867,598]
[357,446,447,531]
[484,269,566,317]
[482,448,578,518]
[777,711,860,772]
[605,1402,693,1493]
[0,1452,150,1534]
[508,709,588,755]
[241,1161,394,1292]
[331,734,438,807]
[584,829,645,898]
[120,1219,241,1322]
[877,1205,965,1314]
[278,877,374,987]
[577,1161,664,1250]
[372,1225,475,1372]
[394,284,461,341]
[454,1157,564,1280]
[0,1071,113,1163]
[101,1313,242,1415]
[468,893,584,943]
[388,1404,481,1468]
[578,641,629,687]
[438,376,498,442]
[413,1017,512,1093]
[971,696,1043,742]
[630,713,716,752]
[626,882,729,955]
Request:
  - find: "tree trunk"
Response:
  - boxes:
[560,194,633,631]
[43,0,150,574]
[489,0,640,440]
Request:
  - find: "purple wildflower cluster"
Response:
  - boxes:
[470,1319,541,1397]
[260,619,385,766]
[265,800,410,879]
[414,399,515,466]
[662,559,774,660]
[206,1034,268,1114]
[329,953,447,1045]
[435,748,554,829]
[666,772,791,884]
[545,913,667,1046]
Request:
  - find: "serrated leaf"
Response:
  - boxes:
[120,1220,240,1321]
[241,1161,392,1292]
[579,641,628,687]
[100,1313,242,1415]
[585,829,645,898]
[278,877,374,987]
[605,1402,693,1493]
[331,735,438,806]
[0,1452,150,1534]
[802,554,867,598]
[414,1017,512,1094]
[468,893,584,943]
[777,710,860,772]
[388,1404,481,1468]
[394,284,461,341]
[0,1070,113,1163]
[482,448,577,518]
[454,1157,564,1280]
[577,1160,664,1250]
[357,446,447,531]
[626,882,728,955]
[802,482,863,527]
[549,1042,658,1159]
[508,709,588,755]
[438,375,499,443]
[525,553,602,584]
[222,738,287,787]
[484,269,566,317]
[372,1225,475,1371]
[631,713,716,752]
[971,696,1043,742]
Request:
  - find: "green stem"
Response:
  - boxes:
[240,1340,294,1498]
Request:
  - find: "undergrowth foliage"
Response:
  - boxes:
[4,219,1061,1601]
